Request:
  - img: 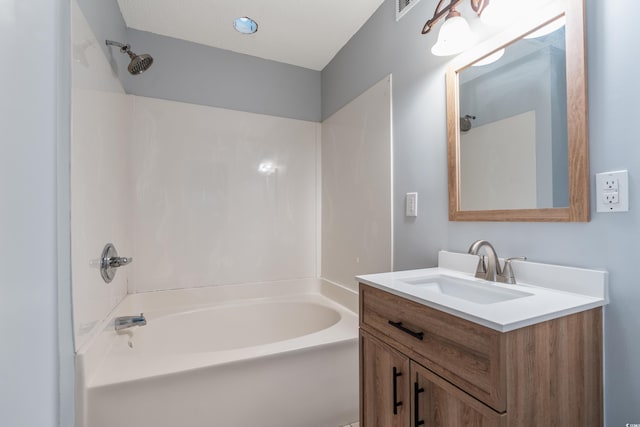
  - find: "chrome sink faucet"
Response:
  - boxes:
[468,240,502,282]
[468,240,526,284]
[114,313,146,331]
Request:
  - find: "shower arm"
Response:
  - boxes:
[106,40,131,53]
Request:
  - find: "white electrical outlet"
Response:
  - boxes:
[602,191,619,204]
[406,192,418,217]
[603,178,619,191]
[596,170,629,213]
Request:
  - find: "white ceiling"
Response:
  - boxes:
[116,0,386,71]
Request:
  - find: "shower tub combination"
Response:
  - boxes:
[76,278,359,427]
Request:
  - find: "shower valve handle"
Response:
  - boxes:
[100,243,133,283]
[108,256,133,267]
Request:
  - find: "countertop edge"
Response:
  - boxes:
[357,270,607,332]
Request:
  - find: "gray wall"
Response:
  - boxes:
[322,0,640,424]
[76,0,321,122]
[76,0,130,82]
[123,29,321,122]
[0,0,73,426]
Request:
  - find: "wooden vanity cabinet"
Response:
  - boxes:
[361,332,410,427]
[361,331,505,427]
[359,283,603,427]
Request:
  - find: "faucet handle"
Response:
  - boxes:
[109,256,133,267]
[474,255,487,279]
[500,257,527,284]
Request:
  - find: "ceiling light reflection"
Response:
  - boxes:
[258,161,277,175]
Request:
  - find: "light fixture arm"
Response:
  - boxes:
[421,0,489,34]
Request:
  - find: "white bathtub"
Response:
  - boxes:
[76,278,359,427]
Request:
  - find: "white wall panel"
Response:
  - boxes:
[71,0,133,351]
[321,76,392,290]
[460,111,537,210]
[130,96,319,292]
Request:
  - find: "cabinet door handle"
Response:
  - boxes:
[392,367,403,415]
[388,320,424,340]
[414,381,425,426]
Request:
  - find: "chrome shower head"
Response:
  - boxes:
[106,40,154,75]
[125,50,154,75]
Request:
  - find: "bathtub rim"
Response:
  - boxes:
[80,327,359,427]
[76,278,358,388]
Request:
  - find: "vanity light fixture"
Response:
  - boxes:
[422,0,487,56]
[429,9,476,56]
[422,0,515,56]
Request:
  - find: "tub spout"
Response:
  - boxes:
[115,313,146,331]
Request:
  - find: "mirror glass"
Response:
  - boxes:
[458,19,567,211]
[446,0,589,222]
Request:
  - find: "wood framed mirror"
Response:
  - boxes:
[446,0,589,222]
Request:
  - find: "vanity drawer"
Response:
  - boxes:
[359,283,506,412]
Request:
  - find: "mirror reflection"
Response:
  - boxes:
[457,17,567,211]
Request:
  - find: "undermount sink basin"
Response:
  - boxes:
[401,275,533,304]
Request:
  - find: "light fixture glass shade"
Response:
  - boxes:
[472,48,505,66]
[525,16,566,39]
[431,15,476,56]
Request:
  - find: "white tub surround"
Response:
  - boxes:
[357,250,608,332]
[130,95,320,293]
[76,278,358,427]
[70,16,321,347]
[321,75,393,291]
[71,0,133,351]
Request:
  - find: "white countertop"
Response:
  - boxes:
[356,251,609,332]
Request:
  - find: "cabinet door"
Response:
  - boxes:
[411,362,506,427]
[361,331,411,427]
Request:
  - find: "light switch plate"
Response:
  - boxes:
[596,170,629,213]
[405,192,418,217]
